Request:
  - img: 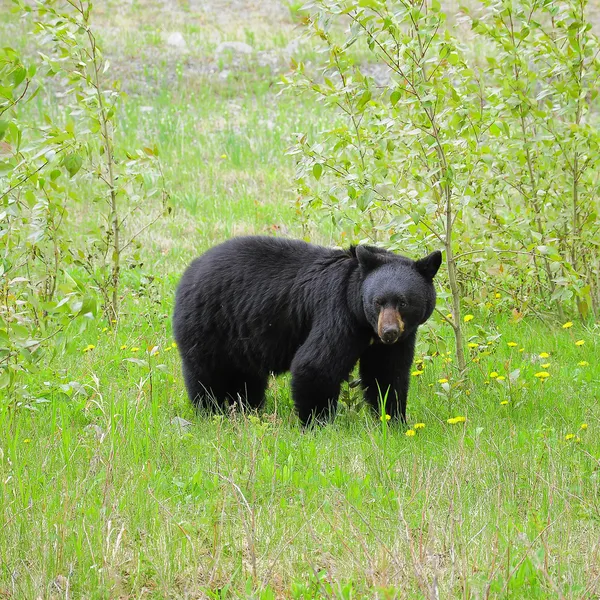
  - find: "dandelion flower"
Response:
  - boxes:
[490,372,499,378]
[414,423,425,430]
[464,314,474,322]
[580,423,588,430]
[412,370,424,377]
[171,342,178,348]
[131,347,140,352]
[405,429,416,437]
[83,344,95,353]
[565,433,575,441]
[578,361,589,367]
[519,348,524,352]
[24,438,31,443]
[444,357,452,364]
[534,371,550,379]
[495,292,501,298]
[468,342,479,349]
[447,416,466,424]
[575,340,585,346]
[562,321,573,329]
[438,378,449,384]
[446,313,453,319]
[102,327,108,332]
[120,345,127,350]
[507,342,517,347]
[220,154,227,159]
[539,352,550,358]
[472,357,480,363]
[541,363,550,369]
[380,414,391,422]
[500,400,509,405]
[496,375,506,381]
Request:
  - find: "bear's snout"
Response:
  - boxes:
[377,307,404,344]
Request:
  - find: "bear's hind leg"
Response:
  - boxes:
[181,361,227,412]
[226,371,268,411]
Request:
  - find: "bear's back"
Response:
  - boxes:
[173,236,353,374]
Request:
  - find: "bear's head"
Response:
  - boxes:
[355,245,442,344]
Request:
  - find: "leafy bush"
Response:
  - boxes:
[287,0,600,368]
[1,1,166,403]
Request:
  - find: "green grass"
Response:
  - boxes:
[1,1,600,598]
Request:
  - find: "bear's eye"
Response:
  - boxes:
[398,299,408,309]
[374,299,382,309]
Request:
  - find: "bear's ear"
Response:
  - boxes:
[355,245,385,272]
[416,250,442,280]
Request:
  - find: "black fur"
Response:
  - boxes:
[173,236,441,425]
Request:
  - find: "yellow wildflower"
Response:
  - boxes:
[131,347,140,352]
[575,340,585,346]
[102,327,108,332]
[578,361,589,366]
[412,370,424,376]
[405,429,416,437]
[83,344,95,353]
[562,321,573,329]
[507,342,518,347]
[380,414,391,422]
[541,363,550,369]
[490,372,499,378]
[447,416,466,424]
[534,371,550,379]
[495,292,501,298]
[463,314,474,322]
[565,433,575,441]
[496,375,506,381]
[24,438,31,443]
[500,400,509,405]
[171,342,178,348]
[519,348,524,352]
[120,345,127,350]
[468,342,479,349]
[446,313,453,319]
[414,423,425,430]
[580,423,588,430]
[539,352,550,358]
[438,378,449,384]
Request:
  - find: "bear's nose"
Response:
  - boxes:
[381,327,400,345]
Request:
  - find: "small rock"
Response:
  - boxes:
[170,416,193,430]
[215,41,254,58]
[165,32,188,51]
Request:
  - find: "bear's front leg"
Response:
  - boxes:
[359,332,417,422]
[290,330,360,426]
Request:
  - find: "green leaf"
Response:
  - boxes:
[63,153,83,178]
[312,163,323,180]
[390,90,401,106]
[0,369,10,390]
[356,90,372,111]
[0,120,8,141]
[12,66,26,87]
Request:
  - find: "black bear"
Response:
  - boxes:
[173,236,441,425]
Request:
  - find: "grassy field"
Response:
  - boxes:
[1,1,600,598]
